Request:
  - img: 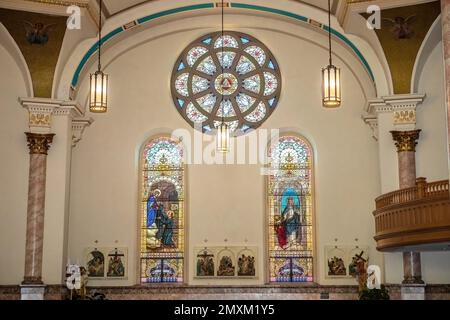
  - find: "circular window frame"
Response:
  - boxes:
[171,31,282,136]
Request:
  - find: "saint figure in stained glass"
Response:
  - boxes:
[268,135,314,283]
[140,137,184,283]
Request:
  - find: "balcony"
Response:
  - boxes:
[373,178,450,251]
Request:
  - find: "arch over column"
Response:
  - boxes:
[61,1,383,102]
[411,15,442,93]
[0,23,33,97]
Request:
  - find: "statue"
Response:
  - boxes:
[351,251,369,292]
[367,265,381,290]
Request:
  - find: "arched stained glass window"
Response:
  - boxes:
[268,135,314,283]
[140,136,185,283]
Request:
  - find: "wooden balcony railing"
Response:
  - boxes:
[373,178,450,251]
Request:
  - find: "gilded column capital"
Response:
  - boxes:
[390,130,421,152]
[25,133,55,155]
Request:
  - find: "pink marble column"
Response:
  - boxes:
[391,130,421,188]
[391,130,424,285]
[442,0,450,176]
[22,133,54,285]
[402,252,424,284]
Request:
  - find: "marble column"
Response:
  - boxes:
[21,133,54,299]
[391,130,425,299]
[391,130,421,189]
[442,0,450,184]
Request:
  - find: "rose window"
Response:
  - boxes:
[171,31,282,135]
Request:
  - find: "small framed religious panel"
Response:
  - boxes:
[106,248,128,279]
[195,248,215,278]
[84,247,129,280]
[194,246,258,279]
[325,246,347,277]
[85,248,106,279]
[324,245,370,279]
[236,248,257,278]
[216,248,235,277]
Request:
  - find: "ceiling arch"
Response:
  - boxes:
[68,1,376,98]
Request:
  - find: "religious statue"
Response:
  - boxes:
[217,256,235,276]
[351,251,369,292]
[367,265,381,290]
[23,21,56,45]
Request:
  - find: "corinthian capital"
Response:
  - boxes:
[25,133,55,155]
[390,130,421,152]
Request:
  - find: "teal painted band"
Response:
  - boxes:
[71,3,214,88]
[232,3,374,81]
[137,3,214,24]
[231,3,308,23]
[71,2,374,89]
[72,27,122,87]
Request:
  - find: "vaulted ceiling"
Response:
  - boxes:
[0,0,442,98]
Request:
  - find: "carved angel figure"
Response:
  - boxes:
[23,21,56,45]
[382,15,416,39]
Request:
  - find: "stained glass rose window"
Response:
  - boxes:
[171,31,282,135]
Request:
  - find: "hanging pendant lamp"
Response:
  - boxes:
[89,0,109,113]
[322,0,341,108]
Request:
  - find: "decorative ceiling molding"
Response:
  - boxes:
[69,2,376,97]
[23,0,89,7]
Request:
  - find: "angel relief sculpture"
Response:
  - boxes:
[23,21,56,45]
[382,15,416,39]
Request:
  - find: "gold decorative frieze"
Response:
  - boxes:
[25,132,55,155]
[29,113,51,126]
[394,110,416,125]
[390,130,421,152]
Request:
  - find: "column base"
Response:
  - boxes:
[20,284,46,300]
[401,284,426,300]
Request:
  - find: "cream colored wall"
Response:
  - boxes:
[0,44,29,285]
[384,41,450,284]
[67,13,383,286]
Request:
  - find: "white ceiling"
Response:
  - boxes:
[100,0,337,16]
[102,0,148,16]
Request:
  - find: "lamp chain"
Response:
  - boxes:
[328,0,332,66]
[221,0,225,124]
[98,0,102,71]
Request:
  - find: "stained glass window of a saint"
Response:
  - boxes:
[140,137,185,283]
[268,136,314,282]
